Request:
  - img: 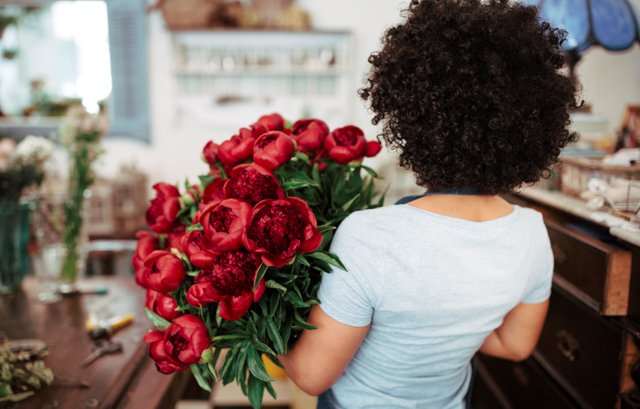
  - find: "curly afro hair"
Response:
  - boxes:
[360,0,581,195]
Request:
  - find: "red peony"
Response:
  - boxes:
[146,289,181,321]
[133,231,159,277]
[200,178,226,207]
[218,128,256,166]
[181,230,218,269]
[144,314,210,374]
[202,140,219,167]
[324,125,382,164]
[243,197,322,268]
[186,250,265,321]
[144,330,186,374]
[253,131,295,170]
[291,119,329,154]
[251,113,285,136]
[145,183,181,233]
[167,225,186,253]
[141,250,186,294]
[199,199,252,253]
[224,163,284,206]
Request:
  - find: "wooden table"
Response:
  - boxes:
[0,277,189,409]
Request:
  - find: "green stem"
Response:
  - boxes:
[60,142,94,282]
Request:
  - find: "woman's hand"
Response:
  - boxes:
[278,305,369,396]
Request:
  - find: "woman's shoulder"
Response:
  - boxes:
[338,206,406,232]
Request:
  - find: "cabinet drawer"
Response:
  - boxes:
[475,355,576,409]
[535,286,625,409]
[546,219,631,315]
[629,252,640,326]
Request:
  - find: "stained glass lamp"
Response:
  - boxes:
[522,0,640,77]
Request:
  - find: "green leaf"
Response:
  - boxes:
[221,346,240,385]
[265,379,277,399]
[308,251,346,271]
[207,360,218,383]
[253,263,269,291]
[360,165,379,178]
[247,346,273,382]
[293,151,311,164]
[311,163,321,184]
[247,374,265,409]
[145,308,171,330]
[212,334,249,342]
[252,339,276,356]
[297,254,310,267]
[190,364,212,392]
[199,173,215,187]
[186,223,203,232]
[284,290,310,308]
[266,318,285,355]
[341,192,362,212]
[265,280,287,293]
[294,310,317,330]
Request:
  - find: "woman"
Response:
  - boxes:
[280,0,579,407]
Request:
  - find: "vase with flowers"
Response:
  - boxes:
[57,106,105,292]
[0,136,53,293]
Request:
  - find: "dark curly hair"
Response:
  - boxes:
[359,0,581,195]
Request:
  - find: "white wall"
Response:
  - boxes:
[96,0,640,201]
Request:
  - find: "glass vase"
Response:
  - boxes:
[31,193,89,298]
[58,189,90,293]
[0,201,32,294]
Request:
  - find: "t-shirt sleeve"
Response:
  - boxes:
[317,215,379,327]
[521,233,554,304]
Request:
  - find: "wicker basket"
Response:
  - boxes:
[560,157,640,197]
[155,0,221,30]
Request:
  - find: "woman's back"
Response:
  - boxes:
[318,203,553,408]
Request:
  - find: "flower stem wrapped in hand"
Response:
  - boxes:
[134,113,383,408]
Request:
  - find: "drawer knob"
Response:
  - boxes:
[551,243,567,266]
[556,330,580,362]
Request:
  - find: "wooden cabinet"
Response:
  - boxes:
[473,193,640,409]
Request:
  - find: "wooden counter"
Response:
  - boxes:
[0,277,188,409]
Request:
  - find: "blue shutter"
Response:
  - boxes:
[106,0,149,142]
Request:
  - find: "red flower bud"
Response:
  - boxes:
[133,231,159,286]
[243,197,322,268]
[146,289,181,321]
[224,163,284,206]
[141,250,186,294]
[201,140,220,167]
[218,128,256,166]
[145,183,181,233]
[324,126,380,164]
[251,113,285,136]
[186,250,265,321]
[292,119,329,154]
[253,131,295,170]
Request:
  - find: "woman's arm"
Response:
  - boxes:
[480,299,549,361]
[279,304,369,396]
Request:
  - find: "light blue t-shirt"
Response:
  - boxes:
[318,204,553,409]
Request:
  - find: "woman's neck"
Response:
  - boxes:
[407,194,513,222]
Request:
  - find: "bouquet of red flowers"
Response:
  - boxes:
[134,113,382,408]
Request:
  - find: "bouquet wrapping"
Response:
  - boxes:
[134,113,383,408]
